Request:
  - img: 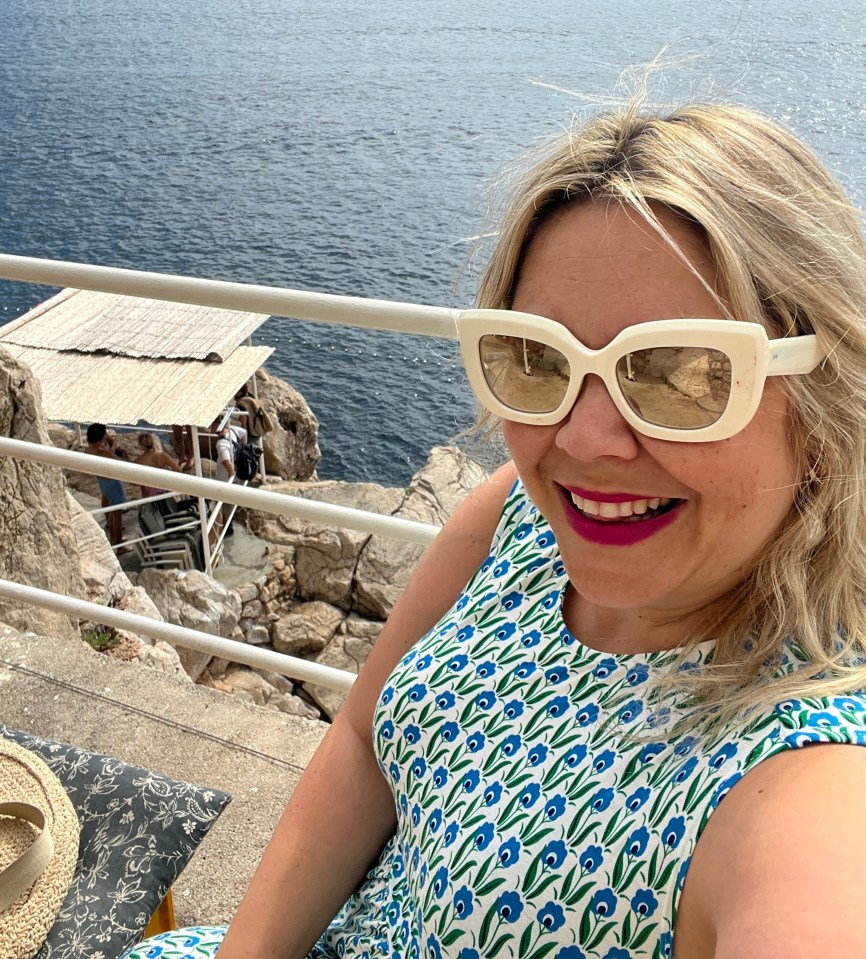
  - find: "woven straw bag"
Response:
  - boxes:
[0,738,79,959]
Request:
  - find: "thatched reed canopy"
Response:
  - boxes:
[0,289,274,428]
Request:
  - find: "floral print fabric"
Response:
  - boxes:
[124,479,866,959]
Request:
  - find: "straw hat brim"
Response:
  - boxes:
[0,738,80,959]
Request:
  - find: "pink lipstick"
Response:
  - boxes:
[557,485,685,547]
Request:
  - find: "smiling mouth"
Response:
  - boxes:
[566,491,684,523]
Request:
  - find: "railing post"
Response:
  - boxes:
[191,426,213,576]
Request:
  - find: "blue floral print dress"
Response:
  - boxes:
[124,479,866,959]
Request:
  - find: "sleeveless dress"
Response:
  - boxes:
[124,478,866,959]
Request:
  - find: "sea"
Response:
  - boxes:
[2,0,866,486]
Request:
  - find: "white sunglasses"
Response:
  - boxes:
[459,310,825,442]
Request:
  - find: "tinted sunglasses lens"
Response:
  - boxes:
[478,334,570,414]
[615,347,732,429]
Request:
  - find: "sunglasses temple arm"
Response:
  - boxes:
[766,335,825,375]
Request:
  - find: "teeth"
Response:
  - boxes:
[569,492,676,520]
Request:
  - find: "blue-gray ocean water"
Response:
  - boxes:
[2,0,866,485]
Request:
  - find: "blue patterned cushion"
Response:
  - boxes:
[0,726,231,959]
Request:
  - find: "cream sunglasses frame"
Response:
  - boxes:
[458,310,826,442]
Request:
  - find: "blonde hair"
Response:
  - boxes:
[477,98,866,726]
[137,432,161,452]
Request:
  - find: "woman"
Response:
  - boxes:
[134,432,184,499]
[126,100,866,958]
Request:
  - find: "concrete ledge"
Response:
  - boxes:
[0,625,329,926]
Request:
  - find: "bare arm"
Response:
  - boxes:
[217,462,518,959]
[678,743,866,959]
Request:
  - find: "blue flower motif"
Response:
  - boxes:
[594,748,616,772]
[380,685,395,704]
[404,724,421,744]
[416,654,432,670]
[545,794,566,820]
[834,696,866,713]
[514,522,533,541]
[429,808,442,832]
[480,555,495,573]
[555,949,587,959]
[497,890,524,922]
[408,683,427,702]
[521,629,542,648]
[592,889,617,917]
[625,787,650,811]
[626,662,649,686]
[520,782,540,808]
[593,657,618,679]
[476,660,496,679]
[386,900,401,924]
[515,661,537,678]
[663,815,686,849]
[545,665,568,684]
[456,593,471,610]
[448,653,468,671]
[674,735,699,757]
[810,710,842,728]
[601,950,631,959]
[714,772,743,804]
[537,901,566,932]
[435,691,455,710]
[380,720,395,740]
[502,734,522,757]
[577,703,600,726]
[453,886,474,920]
[528,743,549,766]
[630,888,658,917]
[455,625,476,643]
[548,695,571,718]
[535,531,555,547]
[467,732,486,753]
[502,591,524,611]
[541,590,560,610]
[474,822,495,850]
[426,933,443,959]
[591,787,614,812]
[639,742,666,763]
[542,839,567,869]
[432,766,448,788]
[658,931,674,958]
[495,622,517,642]
[411,803,422,827]
[476,690,497,710]
[709,743,737,769]
[463,769,481,792]
[484,781,503,806]
[618,699,644,723]
[492,559,511,577]
[627,826,649,856]
[579,844,603,873]
[388,761,400,784]
[565,744,588,768]
[440,721,459,742]
[526,557,546,572]
[673,757,698,784]
[504,699,524,719]
[498,837,521,866]
[443,820,460,846]
[648,707,672,729]
[432,865,449,899]
[411,757,427,778]
[560,628,575,646]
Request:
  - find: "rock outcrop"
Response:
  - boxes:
[253,368,321,481]
[0,348,85,641]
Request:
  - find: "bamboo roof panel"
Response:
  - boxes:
[0,289,270,362]
[1,343,273,428]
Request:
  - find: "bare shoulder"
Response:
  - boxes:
[682,743,866,958]
[339,461,518,740]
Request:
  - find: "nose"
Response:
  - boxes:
[555,374,642,461]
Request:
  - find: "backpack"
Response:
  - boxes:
[232,434,261,482]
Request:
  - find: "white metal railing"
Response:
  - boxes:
[0,254,462,338]
[0,255,463,694]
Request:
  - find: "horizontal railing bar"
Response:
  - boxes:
[0,254,462,339]
[0,579,355,693]
[0,437,441,546]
